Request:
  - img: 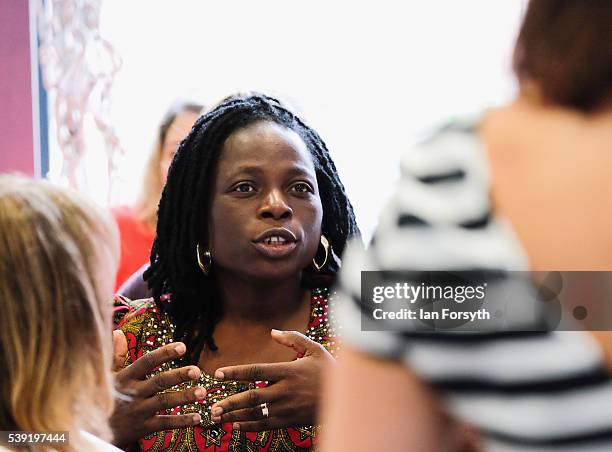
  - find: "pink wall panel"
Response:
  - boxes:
[0,0,35,175]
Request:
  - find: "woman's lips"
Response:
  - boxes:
[252,227,299,258]
[251,240,298,259]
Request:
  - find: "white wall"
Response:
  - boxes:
[49,0,526,240]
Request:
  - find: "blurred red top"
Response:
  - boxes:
[112,205,155,290]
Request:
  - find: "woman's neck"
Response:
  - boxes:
[481,93,612,271]
[213,271,309,325]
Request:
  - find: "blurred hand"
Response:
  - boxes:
[210,329,335,431]
[112,329,129,371]
[111,330,206,447]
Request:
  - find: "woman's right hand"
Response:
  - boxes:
[111,330,206,448]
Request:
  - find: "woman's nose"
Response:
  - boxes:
[258,189,293,220]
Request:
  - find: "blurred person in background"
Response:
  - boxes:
[323,1,612,451]
[113,101,203,289]
[0,175,120,451]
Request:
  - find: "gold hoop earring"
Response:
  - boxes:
[312,235,330,272]
[196,244,212,275]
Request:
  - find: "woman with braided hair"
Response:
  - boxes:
[111,93,360,451]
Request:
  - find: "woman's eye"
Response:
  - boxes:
[292,183,313,193]
[234,183,255,193]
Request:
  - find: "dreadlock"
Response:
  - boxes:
[144,93,360,365]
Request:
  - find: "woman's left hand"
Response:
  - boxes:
[210,329,335,431]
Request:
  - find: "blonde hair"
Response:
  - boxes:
[0,175,119,451]
[136,101,203,229]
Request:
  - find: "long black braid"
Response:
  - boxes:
[144,93,360,365]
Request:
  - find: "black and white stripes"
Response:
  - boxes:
[333,117,612,451]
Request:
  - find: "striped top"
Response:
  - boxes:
[333,116,612,451]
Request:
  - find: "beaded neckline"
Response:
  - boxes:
[125,286,336,432]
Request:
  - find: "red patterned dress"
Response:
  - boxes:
[117,287,336,451]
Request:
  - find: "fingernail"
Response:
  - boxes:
[195,388,206,399]
[174,343,186,356]
[271,329,282,334]
[188,367,200,379]
[214,370,224,379]
[212,406,223,416]
[191,414,201,424]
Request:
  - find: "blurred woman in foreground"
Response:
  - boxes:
[0,175,120,451]
[323,1,612,450]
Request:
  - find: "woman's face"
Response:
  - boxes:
[207,121,323,282]
[160,110,200,184]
